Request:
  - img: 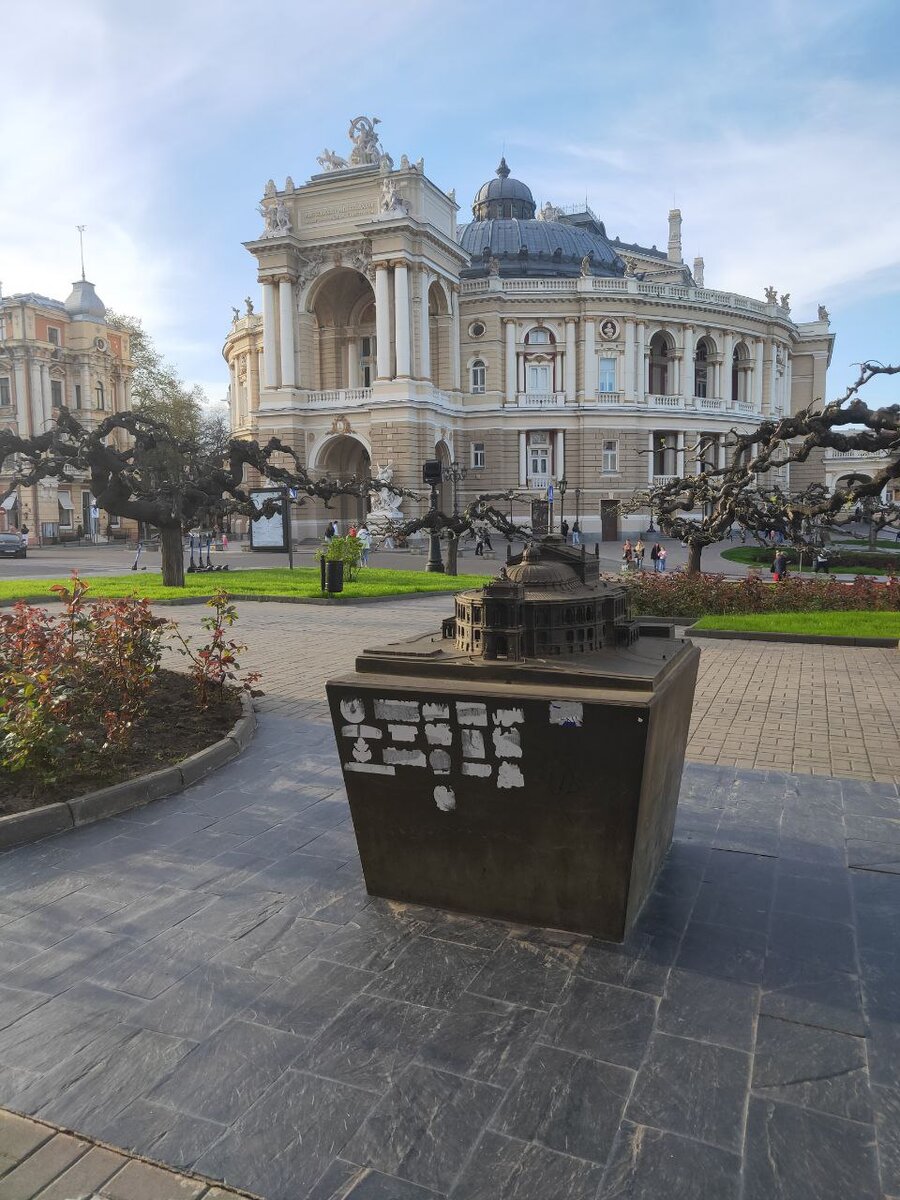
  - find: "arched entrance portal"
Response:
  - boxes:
[307,267,377,391]
[317,435,371,529]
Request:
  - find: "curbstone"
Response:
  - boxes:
[686,624,898,648]
[178,736,240,787]
[0,803,73,849]
[227,695,257,751]
[68,766,183,826]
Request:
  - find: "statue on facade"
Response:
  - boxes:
[580,254,592,277]
[284,176,294,193]
[297,249,326,289]
[367,462,405,532]
[274,198,292,234]
[317,148,348,171]
[446,187,456,204]
[780,293,791,312]
[488,256,501,277]
[348,116,383,166]
[380,177,409,215]
[400,154,410,169]
[623,256,638,277]
[765,285,778,303]
[264,179,277,197]
[818,303,830,321]
[244,296,254,316]
[257,203,278,238]
[231,307,240,323]
[415,157,424,173]
[538,201,562,222]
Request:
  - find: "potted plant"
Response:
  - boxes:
[315,535,362,593]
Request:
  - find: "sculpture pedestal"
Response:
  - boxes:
[327,630,699,941]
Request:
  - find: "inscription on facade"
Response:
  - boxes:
[302,200,376,226]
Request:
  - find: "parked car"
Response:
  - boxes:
[0,532,26,558]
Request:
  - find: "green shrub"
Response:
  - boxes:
[622,571,900,619]
[315,535,363,580]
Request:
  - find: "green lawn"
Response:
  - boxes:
[720,547,891,576]
[0,567,491,605]
[693,611,900,640]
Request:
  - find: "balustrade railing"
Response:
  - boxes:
[516,392,568,407]
[528,476,551,490]
[652,475,678,485]
[650,394,683,408]
[304,388,372,406]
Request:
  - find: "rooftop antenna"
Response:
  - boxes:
[76,225,86,280]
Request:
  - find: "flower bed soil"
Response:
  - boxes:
[0,669,241,817]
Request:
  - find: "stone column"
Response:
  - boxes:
[647,431,655,484]
[564,318,577,402]
[754,339,764,411]
[278,278,295,388]
[624,320,635,398]
[554,430,565,480]
[676,431,685,476]
[504,319,516,403]
[262,281,278,388]
[767,341,777,415]
[40,362,51,426]
[393,261,411,378]
[124,376,132,413]
[582,317,596,398]
[256,351,264,406]
[450,286,461,390]
[682,325,694,402]
[29,360,43,433]
[419,270,431,380]
[518,431,527,487]
[636,322,646,400]
[721,332,734,404]
[374,264,391,380]
[672,354,680,399]
[80,362,91,417]
[718,433,727,469]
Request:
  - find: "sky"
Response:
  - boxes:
[2,0,898,406]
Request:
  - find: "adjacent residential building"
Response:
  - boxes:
[224,117,836,538]
[0,279,134,542]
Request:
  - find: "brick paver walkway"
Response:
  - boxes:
[163,596,900,783]
[0,1109,254,1199]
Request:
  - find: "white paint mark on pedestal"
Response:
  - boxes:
[423,703,450,719]
[374,699,421,722]
[462,729,485,758]
[425,723,452,746]
[497,762,525,788]
[492,728,522,758]
[549,701,583,728]
[462,762,492,778]
[347,762,396,775]
[429,749,451,774]
[383,748,427,767]
[457,702,487,726]
[434,785,456,812]
[340,698,365,723]
[493,707,524,727]
[387,724,417,742]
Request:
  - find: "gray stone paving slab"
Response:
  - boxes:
[2,617,900,1197]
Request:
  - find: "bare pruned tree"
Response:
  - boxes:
[0,409,385,587]
[624,363,900,574]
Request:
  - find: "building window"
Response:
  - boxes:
[602,439,618,473]
[74,384,82,409]
[471,442,485,469]
[528,430,550,480]
[471,360,486,394]
[526,363,552,394]
[95,382,105,410]
[469,321,485,338]
[0,378,10,406]
[695,338,710,398]
[51,380,63,408]
[526,327,552,345]
[360,336,375,388]
[47,327,60,346]
[649,332,672,395]
[57,493,74,529]
[598,358,617,393]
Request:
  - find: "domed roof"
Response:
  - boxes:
[473,158,536,220]
[64,279,106,322]
[505,546,581,591]
[459,217,624,280]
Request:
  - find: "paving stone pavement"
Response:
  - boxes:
[160,596,900,783]
[1,703,900,1197]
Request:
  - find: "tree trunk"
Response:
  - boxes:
[159,524,185,587]
[869,521,878,550]
[686,541,703,575]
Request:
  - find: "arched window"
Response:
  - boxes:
[732,342,749,404]
[694,338,711,398]
[649,332,672,395]
[471,360,486,394]
[525,327,553,345]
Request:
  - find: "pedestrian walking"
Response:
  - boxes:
[650,542,660,570]
[635,538,646,569]
[356,523,372,567]
[622,538,633,564]
[771,550,788,581]
[814,548,829,574]
[657,545,668,571]
[474,528,485,557]
[560,519,570,543]
[571,520,581,546]
[483,526,493,551]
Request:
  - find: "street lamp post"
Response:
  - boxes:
[558,476,568,540]
[574,487,582,542]
[442,459,468,576]
[422,460,445,573]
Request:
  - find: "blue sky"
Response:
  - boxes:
[2,0,897,405]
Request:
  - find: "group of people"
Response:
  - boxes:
[559,520,582,546]
[622,538,667,571]
[324,519,374,565]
